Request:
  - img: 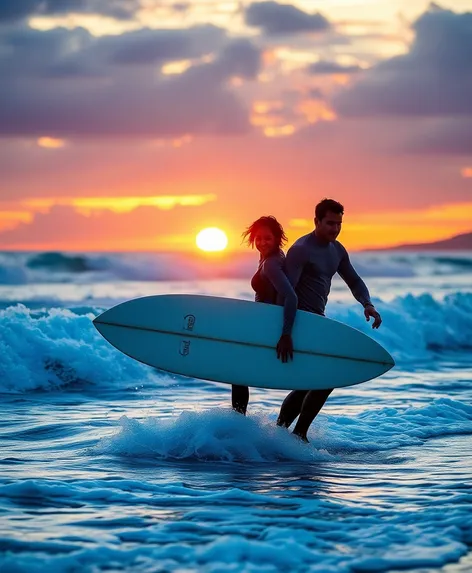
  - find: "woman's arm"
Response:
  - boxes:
[263,256,298,336]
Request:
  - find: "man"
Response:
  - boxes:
[276,198,382,442]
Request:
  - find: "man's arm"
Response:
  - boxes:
[337,249,371,307]
[337,247,382,328]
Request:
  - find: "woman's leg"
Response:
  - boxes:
[232,385,249,415]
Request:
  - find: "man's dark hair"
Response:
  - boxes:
[242,216,288,249]
[315,198,344,221]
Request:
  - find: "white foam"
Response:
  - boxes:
[95,399,472,462]
[0,304,153,393]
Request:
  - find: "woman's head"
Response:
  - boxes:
[242,216,288,257]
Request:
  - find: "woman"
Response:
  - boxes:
[232,216,298,415]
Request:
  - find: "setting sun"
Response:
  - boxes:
[196,227,228,252]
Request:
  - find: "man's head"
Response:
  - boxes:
[314,198,344,243]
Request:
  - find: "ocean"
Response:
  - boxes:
[1,250,472,572]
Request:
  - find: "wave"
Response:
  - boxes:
[95,398,472,462]
[1,293,472,394]
[327,291,472,360]
[0,261,29,284]
[27,252,96,272]
[0,251,258,284]
[433,256,472,267]
[96,410,328,462]
[0,304,162,393]
[2,251,472,285]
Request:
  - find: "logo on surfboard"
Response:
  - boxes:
[183,314,196,331]
[179,340,191,356]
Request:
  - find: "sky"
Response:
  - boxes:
[0,0,472,252]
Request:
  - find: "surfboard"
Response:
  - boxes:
[93,294,394,390]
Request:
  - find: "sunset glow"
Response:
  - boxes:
[0,1,470,252]
[37,137,66,149]
[19,195,218,215]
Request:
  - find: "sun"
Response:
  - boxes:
[196,227,228,252]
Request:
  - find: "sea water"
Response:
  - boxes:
[1,250,472,572]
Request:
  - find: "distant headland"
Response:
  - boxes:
[371,231,472,251]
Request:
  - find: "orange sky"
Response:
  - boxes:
[1,1,471,252]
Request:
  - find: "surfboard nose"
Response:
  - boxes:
[93,306,114,324]
[385,345,395,366]
[375,342,395,370]
[92,313,102,326]
[92,309,109,330]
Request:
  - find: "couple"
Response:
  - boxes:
[231,198,382,442]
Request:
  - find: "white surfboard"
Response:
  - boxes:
[93,294,394,390]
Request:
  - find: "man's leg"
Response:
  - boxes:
[232,385,249,415]
[276,390,308,428]
[292,389,333,442]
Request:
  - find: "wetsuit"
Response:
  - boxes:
[276,232,372,435]
[232,249,298,414]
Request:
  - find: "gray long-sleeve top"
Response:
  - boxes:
[251,250,298,335]
[283,232,372,316]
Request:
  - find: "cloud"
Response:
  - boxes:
[334,5,472,117]
[0,26,97,79]
[217,38,261,79]
[0,24,226,79]
[171,3,191,14]
[0,201,213,249]
[37,137,66,148]
[0,0,140,23]
[245,1,330,36]
[307,88,324,100]
[17,194,217,215]
[105,25,225,65]
[307,61,362,75]
[0,25,261,137]
[404,118,472,155]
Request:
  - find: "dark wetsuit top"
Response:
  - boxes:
[251,249,298,335]
[280,232,372,316]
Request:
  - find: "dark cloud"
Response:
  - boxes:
[0,24,226,77]
[0,27,94,78]
[107,25,225,65]
[334,5,472,117]
[0,25,261,137]
[405,118,472,154]
[0,0,38,22]
[0,0,140,22]
[308,61,362,75]
[245,1,330,36]
[308,88,324,99]
[171,3,191,14]
[216,39,260,79]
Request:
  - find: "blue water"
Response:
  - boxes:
[1,251,472,572]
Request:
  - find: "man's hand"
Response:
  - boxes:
[364,304,382,329]
[276,334,294,363]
